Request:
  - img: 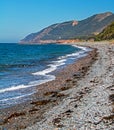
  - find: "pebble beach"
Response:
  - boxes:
[0,42,114,130]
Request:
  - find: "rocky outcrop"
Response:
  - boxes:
[72,20,78,26]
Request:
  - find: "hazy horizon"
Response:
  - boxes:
[0,0,114,43]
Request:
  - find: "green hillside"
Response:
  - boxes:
[95,22,114,40]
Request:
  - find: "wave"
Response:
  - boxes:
[0,44,92,108]
[0,92,34,102]
[57,45,89,61]
[0,45,90,96]
[0,75,55,94]
[32,45,90,77]
[32,65,56,76]
[72,45,88,51]
[32,58,66,76]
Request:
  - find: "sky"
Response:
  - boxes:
[0,0,114,43]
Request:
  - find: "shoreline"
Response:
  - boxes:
[29,41,113,130]
[0,44,97,130]
[0,41,113,130]
[0,43,91,110]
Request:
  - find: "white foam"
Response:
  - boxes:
[29,75,55,85]
[32,44,90,77]
[0,45,90,95]
[72,45,88,51]
[57,45,88,61]
[0,75,55,94]
[0,92,34,102]
[32,59,66,76]
[32,66,56,75]
[58,50,82,60]
[53,59,66,63]
[0,84,31,93]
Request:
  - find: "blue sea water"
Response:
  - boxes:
[0,43,90,109]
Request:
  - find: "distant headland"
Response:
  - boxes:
[20,12,114,44]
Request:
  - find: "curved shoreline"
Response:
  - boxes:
[0,44,89,109]
[0,43,89,109]
[1,41,113,130]
[0,43,97,129]
[28,42,113,130]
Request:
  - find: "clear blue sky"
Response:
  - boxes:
[0,0,114,43]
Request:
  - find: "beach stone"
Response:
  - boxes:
[65,109,73,113]
[74,104,78,108]
[0,119,6,125]
[0,126,7,130]
[73,72,82,78]
[66,79,72,82]
[53,128,58,130]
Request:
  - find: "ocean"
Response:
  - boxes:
[0,43,90,109]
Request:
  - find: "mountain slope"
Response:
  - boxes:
[95,22,114,40]
[20,12,114,43]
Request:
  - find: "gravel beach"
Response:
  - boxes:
[0,42,114,130]
[25,42,114,130]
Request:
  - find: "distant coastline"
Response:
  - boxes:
[20,12,114,44]
[20,39,81,44]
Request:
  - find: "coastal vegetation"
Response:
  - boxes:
[95,22,114,41]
